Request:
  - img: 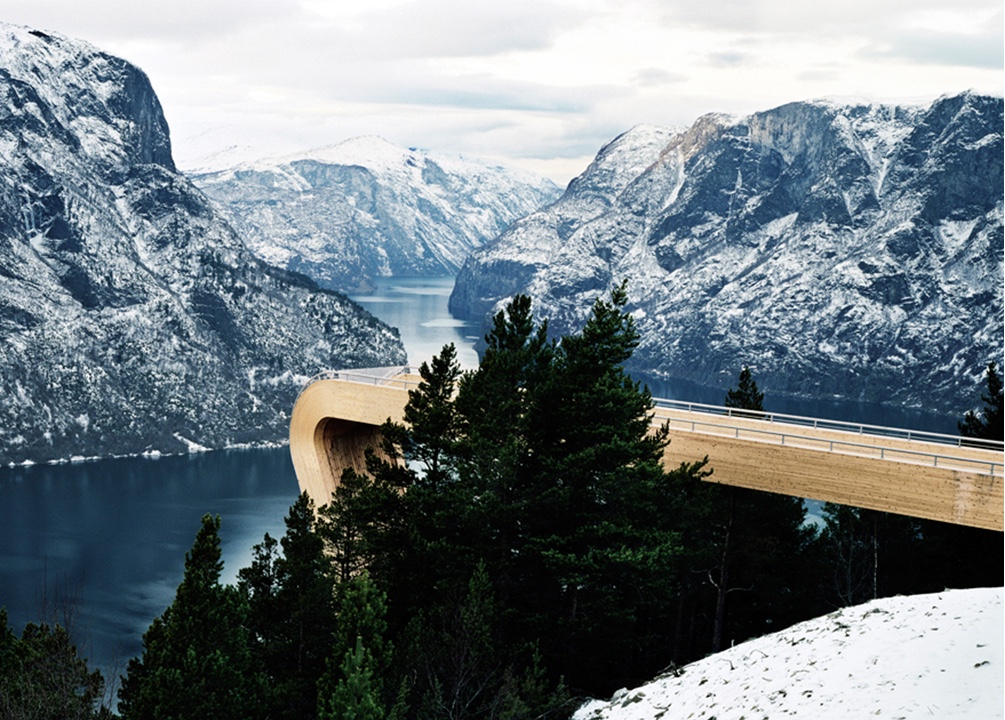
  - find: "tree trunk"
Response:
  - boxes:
[711,488,735,653]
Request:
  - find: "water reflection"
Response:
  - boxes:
[352,276,479,369]
[0,448,300,686]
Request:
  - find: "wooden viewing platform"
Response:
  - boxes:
[289,367,1004,531]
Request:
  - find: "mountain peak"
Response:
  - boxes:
[450,93,1004,414]
[0,21,174,173]
[192,138,561,293]
[281,135,413,171]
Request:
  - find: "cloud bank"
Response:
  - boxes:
[5,0,1001,182]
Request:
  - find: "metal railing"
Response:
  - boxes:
[651,409,1004,477]
[651,397,1003,451]
[295,366,421,406]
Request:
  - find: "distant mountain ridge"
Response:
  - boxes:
[0,24,405,465]
[191,137,561,293]
[450,93,1004,414]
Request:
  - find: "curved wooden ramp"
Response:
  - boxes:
[289,368,420,509]
[290,368,1004,531]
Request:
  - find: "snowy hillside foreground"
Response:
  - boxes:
[0,25,405,464]
[451,93,1004,414]
[574,587,1003,720]
[190,136,560,293]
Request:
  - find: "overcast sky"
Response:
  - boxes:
[4,0,1002,183]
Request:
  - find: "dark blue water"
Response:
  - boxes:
[0,448,298,692]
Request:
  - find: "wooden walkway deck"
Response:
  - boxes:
[290,368,1004,531]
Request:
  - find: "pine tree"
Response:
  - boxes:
[404,563,566,720]
[401,344,463,489]
[239,493,336,720]
[365,343,482,628]
[318,572,403,720]
[0,608,109,719]
[319,636,385,720]
[724,365,764,415]
[520,283,698,688]
[119,514,260,720]
[959,362,1004,441]
[319,468,386,584]
[452,295,554,614]
[335,288,789,698]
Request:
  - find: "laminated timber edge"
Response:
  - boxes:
[290,372,1004,531]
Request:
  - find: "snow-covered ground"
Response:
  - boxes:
[574,587,1003,720]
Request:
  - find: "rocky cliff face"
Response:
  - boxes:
[0,24,405,465]
[450,94,1004,415]
[190,138,561,293]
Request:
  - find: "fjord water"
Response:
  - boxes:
[0,276,477,692]
[352,276,480,369]
[0,448,299,690]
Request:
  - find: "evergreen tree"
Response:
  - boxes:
[320,469,374,584]
[518,283,700,689]
[331,571,393,692]
[401,344,464,490]
[119,514,260,720]
[331,289,846,701]
[318,571,404,720]
[357,343,481,632]
[238,532,281,662]
[959,361,1004,441]
[451,295,555,622]
[405,563,568,720]
[239,492,337,720]
[319,636,385,720]
[724,366,764,415]
[0,608,109,719]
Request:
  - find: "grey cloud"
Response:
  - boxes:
[866,29,1004,69]
[707,50,747,66]
[655,0,1002,39]
[2,0,301,45]
[632,67,687,87]
[336,0,588,59]
[344,72,628,114]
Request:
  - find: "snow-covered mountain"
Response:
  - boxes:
[573,586,1003,720]
[190,138,561,292]
[0,24,406,465]
[450,94,1004,415]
